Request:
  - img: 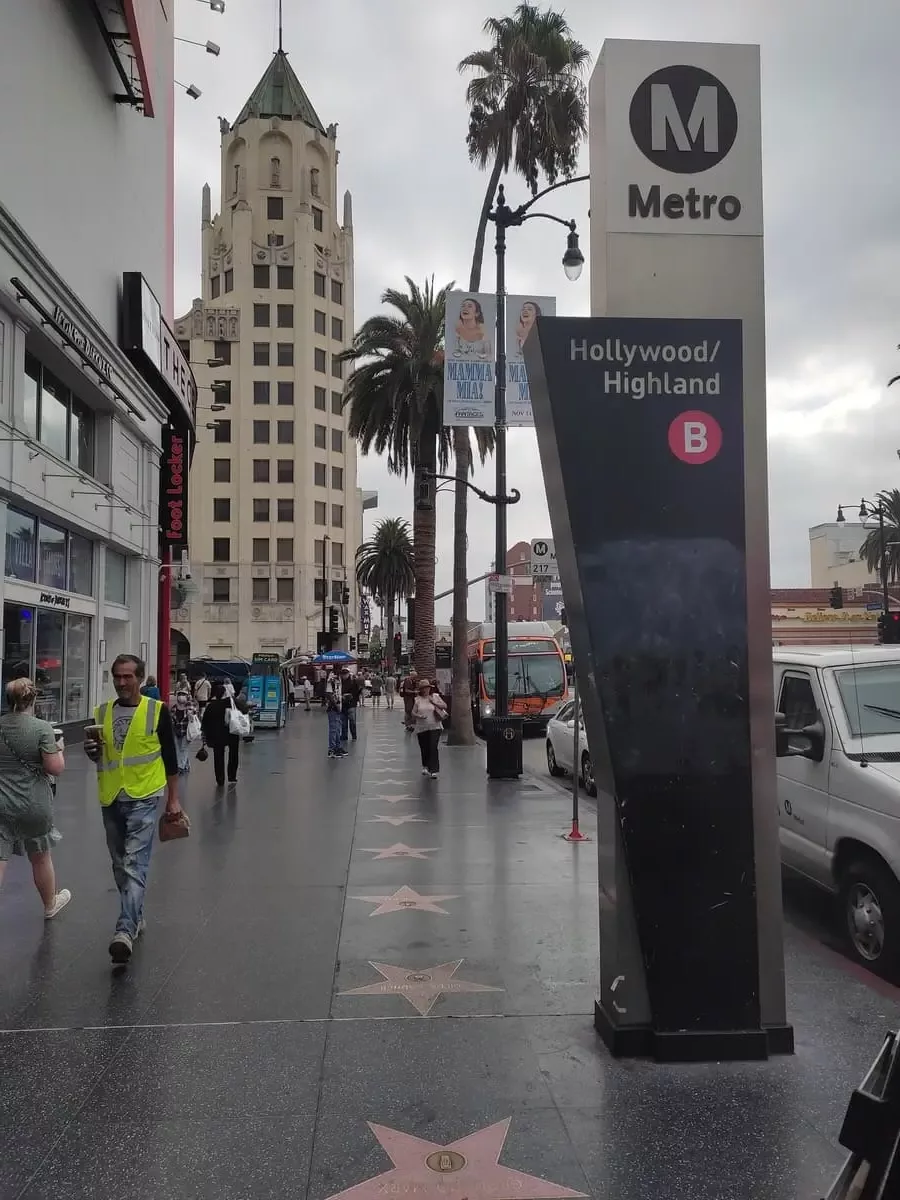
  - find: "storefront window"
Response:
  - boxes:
[105,549,127,604]
[38,521,67,590]
[68,533,93,595]
[1,603,34,695]
[5,508,37,581]
[64,615,90,721]
[34,609,64,721]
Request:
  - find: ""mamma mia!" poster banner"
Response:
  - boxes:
[443,291,556,427]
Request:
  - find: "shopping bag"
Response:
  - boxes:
[186,713,202,743]
[226,699,251,738]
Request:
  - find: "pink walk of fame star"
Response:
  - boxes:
[349,885,459,916]
[323,1119,587,1200]
[365,814,429,826]
[339,960,503,1016]
[359,843,439,860]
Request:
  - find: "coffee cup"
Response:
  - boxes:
[84,723,103,745]
[52,727,64,751]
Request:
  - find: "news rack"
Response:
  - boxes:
[823,1029,900,1198]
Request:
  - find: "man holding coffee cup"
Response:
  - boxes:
[84,652,181,964]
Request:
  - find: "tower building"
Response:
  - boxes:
[175,48,361,661]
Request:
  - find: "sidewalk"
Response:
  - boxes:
[1,703,899,1198]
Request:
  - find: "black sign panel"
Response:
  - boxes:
[160,424,189,554]
[527,316,758,1037]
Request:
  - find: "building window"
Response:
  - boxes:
[225,269,234,292]
[277,342,294,366]
[276,577,294,603]
[277,265,293,289]
[277,304,293,329]
[314,462,326,486]
[212,578,231,603]
[3,514,94,597]
[314,540,325,565]
[312,206,323,232]
[267,195,284,220]
[253,459,270,483]
[213,498,231,522]
[331,356,343,380]
[253,420,270,444]
[332,316,343,341]
[314,348,326,374]
[277,421,294,444]
[4,507,36,582]
[253,498,270,522]
[254,304,270,328]
[254,380,271,405]
[268,233,284,247]
[22,355,95,474]
[277,498,294,522]
[68,533,93,596]
[332,541,344,567]
[212,538,231,563]
[253,342,270,366]
[313,578,326,603]
[253,577,270,602]
[331,580,344,603]
[314,425,326,449]
[253,264,270,289]
[104,549,127,602]
[277,381,294,406]
[332,504,344,529]
[315,386,326,411]
[252,538,269,563]
[276,537,293,563]
[314,310,326,336]
[211,275,221,299]
[277,459,294,483]
[212,380,231,404]
[331,279,343,305]
[214,419,232,443]
[331,391,343,416]
[1,604,91,723]
[214,340,232,365]
[314,272,326,298]
[331,428,344,453]
[331,466,344,490]
[315,501,326,525]
[213,458,231,484]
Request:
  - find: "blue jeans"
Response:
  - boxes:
[341,706,358,741]
[102,796,159,938]
[327,709,343,753]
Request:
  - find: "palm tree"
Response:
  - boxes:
[860,490,900,583]
[447,3,590,745]
[341,277,451,680]
[356,518,415,672]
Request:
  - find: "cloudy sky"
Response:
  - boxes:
[173,0,900,621]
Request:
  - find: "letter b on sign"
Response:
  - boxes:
[668,410,722,465]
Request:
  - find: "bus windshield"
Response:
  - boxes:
[482,653,564,699]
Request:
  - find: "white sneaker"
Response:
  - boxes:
[44,889,71,919]
[109,931,134,964]
[430,772,439,779]
[422,767,430,775]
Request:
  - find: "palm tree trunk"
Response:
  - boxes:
[412,447,437,681]
[385,593,395,673]
[448,155,503,746]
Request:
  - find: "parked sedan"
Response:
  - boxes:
[545,701,597,796]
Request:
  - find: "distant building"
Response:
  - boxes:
[809,522,878,589]
[484,541,557,623]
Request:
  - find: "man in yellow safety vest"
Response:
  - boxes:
[84,653,181,964]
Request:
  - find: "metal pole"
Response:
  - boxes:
[321,534,329,643]
[494,202,509,719]
[881,506,890,613]
[157,545,172,695]
[563,674,589,841]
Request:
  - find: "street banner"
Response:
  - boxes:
[443,291,555,427]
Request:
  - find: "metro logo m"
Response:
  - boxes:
[650,83,719,154]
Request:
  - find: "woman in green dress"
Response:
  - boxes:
[0,677,70,918]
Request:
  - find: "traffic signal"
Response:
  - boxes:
[407,597,415,641]
[342,587,350,605]
[415,473,434,511]
[393,632,402,660]
[349,635,356,651]
[880,611,900,644]
[829,584,844,610]
[328,605,339,634]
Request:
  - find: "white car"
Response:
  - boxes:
[545,700,597,796]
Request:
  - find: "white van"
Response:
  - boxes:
[774,646,900,976]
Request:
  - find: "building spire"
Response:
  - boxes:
[277,0,283,52]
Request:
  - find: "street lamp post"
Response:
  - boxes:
[487,180,585,719]
[321,533,331,647]
[836,499,890,614]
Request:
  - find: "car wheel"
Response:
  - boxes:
[840,857,900,978]
[547,740,564,777]
[581,751,598,797]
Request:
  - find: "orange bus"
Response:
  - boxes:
[467,621,569,732]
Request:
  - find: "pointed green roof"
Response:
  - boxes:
[232,50,326,133]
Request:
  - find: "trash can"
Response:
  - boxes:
[484,715,524,780]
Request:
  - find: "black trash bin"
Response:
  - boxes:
[484,715,524,780]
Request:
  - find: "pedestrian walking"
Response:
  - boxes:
[171,685,198,776]
[84,653,182,964]
[401,668,419,732]
[140,675,161,700]
[325,672,345,758]
[302,676,313,711]
[0,677,70,918]
[201,681,249,785]
[193,671,211,715]
[371,672,383,707]
[412,680,447,778]
[384,671,396,710]
[340,669,361,743]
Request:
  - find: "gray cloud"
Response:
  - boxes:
[173,0,900,621]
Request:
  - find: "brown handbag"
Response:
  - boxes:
[158,809,191,842]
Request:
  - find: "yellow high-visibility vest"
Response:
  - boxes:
[94,697,167,807]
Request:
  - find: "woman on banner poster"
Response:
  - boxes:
[514,300,543,355]
[452,296,492,360]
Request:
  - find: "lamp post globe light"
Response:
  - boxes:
[836,499,891,617]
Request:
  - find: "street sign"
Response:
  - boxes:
[488,573,513,595]
[866,602,884,611]
[530,538,558,577]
